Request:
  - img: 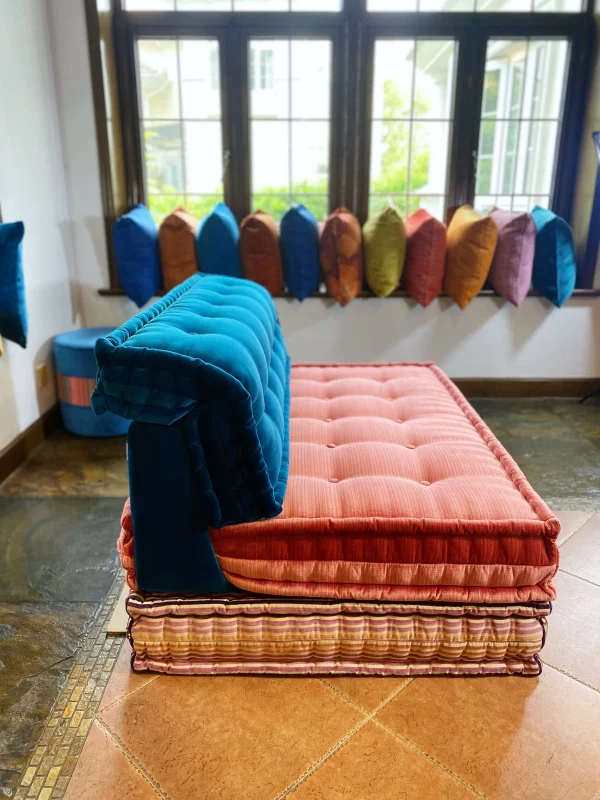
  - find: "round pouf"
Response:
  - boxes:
[54,328,130,437]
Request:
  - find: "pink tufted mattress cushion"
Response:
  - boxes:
[210,363,560,603]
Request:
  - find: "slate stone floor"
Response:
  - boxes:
[0,432,128,797]
[0,398,599,799]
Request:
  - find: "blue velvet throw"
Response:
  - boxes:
[92,273,290,526]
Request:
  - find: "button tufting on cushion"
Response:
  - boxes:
[210,362,560,604]
[327,443,336,448]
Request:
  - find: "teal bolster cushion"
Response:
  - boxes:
[531,206,576,308]
[113,204,161,308]
[196,202,242,278]
[91,273,290,526]
[0,221,28,348]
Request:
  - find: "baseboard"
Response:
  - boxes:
[454,379,600,399]
[0,404,62,485]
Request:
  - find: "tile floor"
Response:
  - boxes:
[2,399,600,800]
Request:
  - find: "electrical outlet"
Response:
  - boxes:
[36,363,50,390]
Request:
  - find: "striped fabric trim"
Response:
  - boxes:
[57,374,97,407]
[127,592,552,620]
[127,592,547,677]
[131,655,543,677]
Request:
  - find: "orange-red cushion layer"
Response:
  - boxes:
[210,363,559,601]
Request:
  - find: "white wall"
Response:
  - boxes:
[0,1,79,452]
[275,296,600,379]
[47,0,600,381]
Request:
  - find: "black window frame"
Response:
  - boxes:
[87,0,596,292]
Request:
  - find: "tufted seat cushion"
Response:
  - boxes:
[92,273,290,527]
[210,363,560,603]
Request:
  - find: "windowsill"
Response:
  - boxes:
[98,286,600,300]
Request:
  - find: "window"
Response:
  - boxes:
[369,39,457,220]
[367,0,582,10]
[474,39,569,214]
[89,0,593,290]
[125,0,342,9]
[249,38,332,221]
[137,38,224,220]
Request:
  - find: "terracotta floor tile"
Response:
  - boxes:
[63,721,160,800]
[554,510,593,546]
[291,720,475,800]
[559,515,600,584]
[543,571,600,691]
[100,676,364,800]
[320,677,409,713]
[377,668,600,800]
[99,640,158,712]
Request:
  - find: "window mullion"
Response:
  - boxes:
[448,22,486,215]
[223,24,249,221]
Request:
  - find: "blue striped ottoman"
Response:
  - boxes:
[54,328,130,437]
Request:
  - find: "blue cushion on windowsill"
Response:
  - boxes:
[531,206,577,308]
[113,204,161,308]
[280,204,320,300]
[91,272,290,527]
[0,221,27,348]
[196,202,242,278]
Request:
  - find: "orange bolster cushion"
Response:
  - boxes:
[240,210,284,296]
[159,207,199,292]
[444,205,498,309]
[319,207,364,306]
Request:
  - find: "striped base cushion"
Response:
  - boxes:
[127,592,549,677]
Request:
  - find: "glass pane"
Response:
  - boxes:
[235,0,288,8]
[252,121,290,196]
[126,0,174,8]
[370,121,410,196]
[520,121,559,194]
[526,40,568,119]
[138,40,180,120]
[476,39,567,210]
[407,195,445,220]
[291,195,329,221]
[180,40,221,119]
[250,37,332,217]
[476,0,532,10]
[148,194,186,223]
[249,40,289,120]
[410,121,450,194]
[185,195,223,218]
[511,194,549,212]
[413,40,456,119]
[177,0,232,7]
[368,0,417,10]
[372,41,415,120]
[369,195,407,217]
[184,122,223,194]
[371,39,455,220]
[534,0,582,10]
[419,0,474,9]
[252,195,290,219]
[474,195,496,214]
[291,122,329,191]
[291,41,331,120]
[292,0,341,7]
[143,122,184,194]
